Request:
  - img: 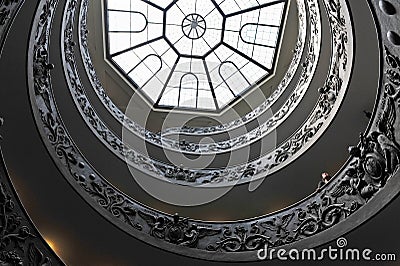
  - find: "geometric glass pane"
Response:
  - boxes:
[105,0,288,111]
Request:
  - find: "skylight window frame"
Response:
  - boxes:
[103,0,289,113]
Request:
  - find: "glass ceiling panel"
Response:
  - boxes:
[105,0,288,111]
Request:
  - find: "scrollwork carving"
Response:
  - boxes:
[86,180,142,231]
[207,225,270,252]
[294,197,359,238]
[138,212,221,247]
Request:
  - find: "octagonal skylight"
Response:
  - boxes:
[105,0,288,111]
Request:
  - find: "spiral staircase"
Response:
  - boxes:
[0,0,400,264]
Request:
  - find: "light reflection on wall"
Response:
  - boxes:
[44,237,57,253]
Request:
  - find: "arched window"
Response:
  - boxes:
[128,54,163,88]
[219,61,250,96]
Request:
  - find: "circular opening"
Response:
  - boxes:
[182,14,207,39]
